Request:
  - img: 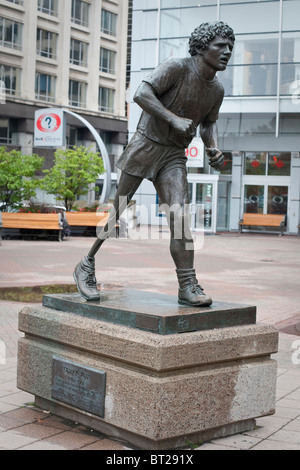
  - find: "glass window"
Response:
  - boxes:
[222,64,278,96]
[220,152,232,175]
[99,87,115,113]
[232,35,279,66]
[36,29,57,59]
[221,0,279,2]
[100,48,116,74]
[0,78,5,104]
[282,0,300,32]
[70,39,88,67]
[68,127,85,148]
[217,181,231,231]
[280,63,299,95]
[0,119,11,144]
[6,0,24,5]
[279,114,300,135]
[0,17,22,50]
[244,152,291,176]
[100,131,113,155]
[71,0,89,27]
[101,10,117,37]
[35,73,56,102]
[37,0,58,16]
[220,2,280,34]
[0,64,21,96]
[69,80,87,107]
[161,0,217,7]
[268,153,291,176]
[281,31,300,63]
[218,114,276,137]
[268,186,288,215]
[160,38,189,61]
[281,32,300,95]
[244,185,264,214]
[244,152,267,176]
[160,7,217,39]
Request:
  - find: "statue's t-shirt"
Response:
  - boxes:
[137,57,224,149]
[116,57,225,181]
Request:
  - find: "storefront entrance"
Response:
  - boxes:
[243,184,289,216]
[242,152,291,226]
[187,175,229,233]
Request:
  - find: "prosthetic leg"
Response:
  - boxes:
[73,173,143,301]
[73,168,213,307]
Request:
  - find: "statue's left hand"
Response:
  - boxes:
[206,148,225,171]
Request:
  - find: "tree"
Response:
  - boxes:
[40,146,105,211]
[0,147,44,212]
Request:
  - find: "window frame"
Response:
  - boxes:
[71,0,90,28]
[70,38,88,67]
[0,17,22,50]
[37,0,58,17]
[99,86,115,113]
[99,48,116,75]
[101,9,117,37]
[0,64,21,96]
[36,28,57,60]
[69,79,87,108]
[35,72,56,103]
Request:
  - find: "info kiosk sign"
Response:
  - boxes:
[34,109,65,147]
[33,108,111,203]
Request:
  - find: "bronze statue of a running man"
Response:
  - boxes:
[74,21,235,307]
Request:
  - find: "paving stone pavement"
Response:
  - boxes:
[0,232,300,450]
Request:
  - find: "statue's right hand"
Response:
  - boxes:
[171,117,196,140]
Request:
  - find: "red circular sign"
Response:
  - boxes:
[37,113,61,133]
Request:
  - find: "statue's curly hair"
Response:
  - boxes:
[189,21,235,56]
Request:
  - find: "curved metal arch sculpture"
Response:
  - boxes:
[63,109,112,204]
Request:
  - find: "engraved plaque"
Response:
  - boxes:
[51,357,106,418]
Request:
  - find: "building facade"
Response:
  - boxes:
[129,0,300,234]
[0,0,129,206]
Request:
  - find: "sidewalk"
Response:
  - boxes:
[0,233,300,450]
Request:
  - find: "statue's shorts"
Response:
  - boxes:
[116,131,187,182]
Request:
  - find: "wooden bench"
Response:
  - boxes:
[65,212,119,237]
[239,213,287,236]
[0,212,63,241]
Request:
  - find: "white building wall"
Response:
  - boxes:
[129,0,300,233]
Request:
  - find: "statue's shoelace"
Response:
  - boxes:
[86,273,97,288]
[81,259,97,288]
[190,284,204,295]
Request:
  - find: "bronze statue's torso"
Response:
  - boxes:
[137,57,224,149]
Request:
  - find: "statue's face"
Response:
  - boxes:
[200,36,234,71]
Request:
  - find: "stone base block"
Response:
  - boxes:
[17,300,278,450]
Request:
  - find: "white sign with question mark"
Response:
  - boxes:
[34,108,65,147]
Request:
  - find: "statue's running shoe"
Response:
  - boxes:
[73,255,100,301]
[176,268,213,307]
[178,282,213,307]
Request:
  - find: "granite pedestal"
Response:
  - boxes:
[17,289,279,450]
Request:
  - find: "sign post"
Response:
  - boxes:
[186,138,204,168]
[34,109,65,147]
[34,108,111,203]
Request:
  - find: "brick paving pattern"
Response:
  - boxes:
[0,233,299,450]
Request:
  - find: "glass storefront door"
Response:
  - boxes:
[244,185,265,214]
[243,152,291,221]
[188,177,218,232]
[267,186,288,215]
[243,184,289,217]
